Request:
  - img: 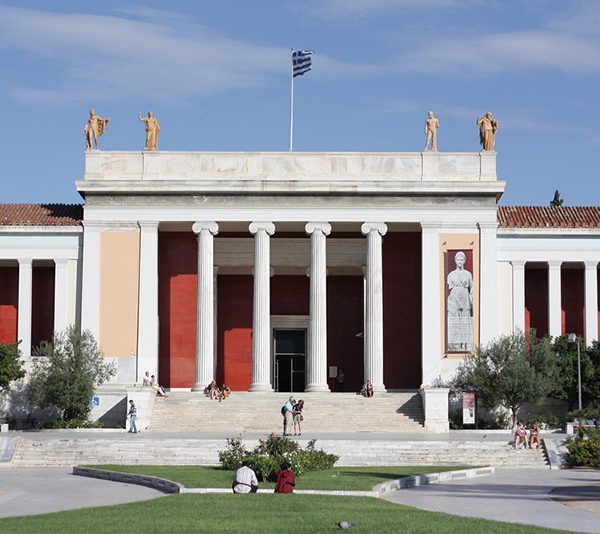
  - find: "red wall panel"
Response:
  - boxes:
[525,266,548,338]
[327,276,363,392]
[31,266,55,350]
[217,275,253,390]
[561,266,584,337]
[0,267,18,344]
[158,232,197,388]
[383,232,422,389]
[271,275,309,315]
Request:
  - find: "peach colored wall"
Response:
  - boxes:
[439,233,480,358]
[99,232,139,357]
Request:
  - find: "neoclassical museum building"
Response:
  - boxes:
[1,150,599,397]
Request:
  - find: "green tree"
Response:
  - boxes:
[450,331,559,426]
[552,336,600,410]
[28,327,116,422]
[0,343,25,391]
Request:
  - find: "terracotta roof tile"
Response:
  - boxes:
[498,206,600,229]
[0,204,83,227]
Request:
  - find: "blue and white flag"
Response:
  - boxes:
[292,49,314,77]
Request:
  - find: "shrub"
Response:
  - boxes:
[448,411,463,429]
[43,418,104,429]
[28,327,115,422]
[0,343,25,392]
[567,407,600,422]
[218,434,338,481]
[565,428,600,468]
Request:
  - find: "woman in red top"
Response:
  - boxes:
[274,462,296,493]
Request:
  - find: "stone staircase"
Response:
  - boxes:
[10,436,550,468]
[150,392,425,433]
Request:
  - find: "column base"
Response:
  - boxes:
[304,384,331,393]
[373,384,387,393]
[248,383,274,393]
[191,382,208,392]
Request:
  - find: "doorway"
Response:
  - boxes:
[273,329,306,392]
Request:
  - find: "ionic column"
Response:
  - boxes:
[305,222,331,392]
[17,259,33,358]
[479,222,498,346]
[137,221,159,383]
[53,258,69,334]
[361,222,387,392]
[548,260,562,338]
[584,261,599,344]
[511,260,526,333]
[249,222,275,392]
[191,221,219,391]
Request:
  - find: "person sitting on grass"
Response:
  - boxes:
[232,460,258,494]
[529,423,541,449]
[274,462,296,494]
[219,383,231,402]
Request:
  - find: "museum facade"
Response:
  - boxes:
[0,151,598,393]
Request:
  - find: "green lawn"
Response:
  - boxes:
[90,465,472,490]
[1,494,570,534]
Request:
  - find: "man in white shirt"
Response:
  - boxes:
[232,461,259,493]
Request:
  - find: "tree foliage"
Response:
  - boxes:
[0,343,25,391]
[27,327,115,421]
[450,331,559,425]
[551,336,600,410]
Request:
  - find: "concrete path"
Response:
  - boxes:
[384,467,600,533]
[0,468,165,518]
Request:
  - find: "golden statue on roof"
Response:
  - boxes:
[83,109,111,150]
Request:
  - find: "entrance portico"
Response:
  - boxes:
[77,150,503,391]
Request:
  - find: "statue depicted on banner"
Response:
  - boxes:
[423,111,439,152]
[138,111,160,151]
[476,112,498,151]
[447,250,474,352]
[83,109,111,150]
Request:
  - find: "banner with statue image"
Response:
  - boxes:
[446,249,474,352]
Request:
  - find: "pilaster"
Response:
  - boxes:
[511,260,526,333]
[584,261,599,344]
[548,260,562,338]
[17,258,33,358]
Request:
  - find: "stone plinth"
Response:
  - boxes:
[420,387,450,433]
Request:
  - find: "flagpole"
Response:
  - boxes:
[289,48,294,152]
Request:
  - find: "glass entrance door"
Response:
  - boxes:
[273,329,306,392]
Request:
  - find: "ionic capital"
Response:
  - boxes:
[249,222,275,236]
[584,260,599,270]
[305,222,331,236]
[192,221,219,236]
[361,222,387,237]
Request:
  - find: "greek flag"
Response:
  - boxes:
[292,49,314,77]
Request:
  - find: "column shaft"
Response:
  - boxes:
[548,261,562,338]
[192,222,218,391]
[249,222,275,392]
[511,261,526,333]
[361,222,387,392]
[137,222,159,383]
[53,258,69,334]
[584,261,599,344]
[305,222,331,392]
[80,223,101,341]
[17,259,33,358]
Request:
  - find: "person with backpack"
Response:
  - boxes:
[281,396,294,436]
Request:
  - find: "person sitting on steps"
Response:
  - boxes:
[219,383,231,402]
[361,380,374,398]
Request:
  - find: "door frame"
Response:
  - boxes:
[271,315,309,391]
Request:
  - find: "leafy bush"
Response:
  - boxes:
[0,343,25,392]
[525,414,560,429]
[567,407,600,422]
[448,412,463,429]
[28,327,115,422]
[565,428,600,468]
[43,418,104,429]
[218,434,338,481]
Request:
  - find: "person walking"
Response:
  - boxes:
[232,461,258,493]
[127,399,138,433]
[274,462,296,493]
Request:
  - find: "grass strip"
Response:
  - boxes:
[89,465,472,490]
[1,493,569,534]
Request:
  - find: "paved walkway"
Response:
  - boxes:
[0,468,164,518]
[384,467,600,533]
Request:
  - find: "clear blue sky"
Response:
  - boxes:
[0,1,598,206]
